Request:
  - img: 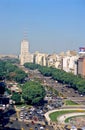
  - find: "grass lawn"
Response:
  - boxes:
[49,110,85,121]
[65,100,78,105]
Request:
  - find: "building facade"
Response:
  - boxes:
[62,56,79,74]
[19,40,33,65]
[77,56,85,77]
[46,54,62,69]
[33,51,47,66]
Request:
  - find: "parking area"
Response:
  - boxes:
[19,106,45,123]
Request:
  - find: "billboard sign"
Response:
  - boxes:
[79,47,85,53]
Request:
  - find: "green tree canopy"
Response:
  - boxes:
[11,92,21,104]
[22,81,46,105]
[0,60,27,83]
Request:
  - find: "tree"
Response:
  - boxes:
[11,92,21,104]
[0,60,27,83]
[22,81,46,105]
[24,63,40,70]
[5,88,11,95]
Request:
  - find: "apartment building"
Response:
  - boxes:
[33,51,47,66]
[46,53,62,69]
[77,56,85,77]
[63,56,79,74]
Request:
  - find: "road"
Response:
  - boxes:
[5,120,53,130]
[3,104,54,130]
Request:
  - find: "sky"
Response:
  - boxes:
[0,0,85,55]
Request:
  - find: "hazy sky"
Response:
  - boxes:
[0,0,85,55]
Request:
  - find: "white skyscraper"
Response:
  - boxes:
[20,40,29,65]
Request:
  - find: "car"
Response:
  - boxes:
[10,120,13,124]
[29,128,33,130]
[29,111,33,114]
[20,114,24,117]
[25,116,29,120]
[24,112,27,116]
[35,127,38,130]
[26,123,29,127]
[31,121,35,125]
[37,123,41,126]
[40,126,44,129]
[20,116,24,119]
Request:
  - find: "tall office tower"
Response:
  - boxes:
[20,40,29,65]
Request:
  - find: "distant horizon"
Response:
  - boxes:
[0,47,79,56]
[0,0,85,54]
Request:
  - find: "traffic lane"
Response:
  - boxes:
[53,81,85,98]
[2,105,17,127]
[35,72,85,98]
[54,84,84,97]
[5,120,54,130]
[4,120,21,130]
[4,106,16,118]
[19,121,54,130]
[43,78,85,104]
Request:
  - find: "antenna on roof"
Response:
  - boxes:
[24,28,28,40]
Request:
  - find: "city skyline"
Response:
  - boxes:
[0,0,85,55]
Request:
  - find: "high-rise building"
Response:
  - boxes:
[19,40,30,65]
